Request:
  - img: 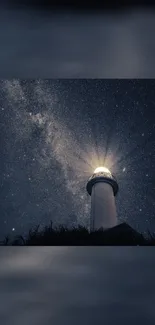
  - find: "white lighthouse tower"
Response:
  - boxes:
[86,167,119,231]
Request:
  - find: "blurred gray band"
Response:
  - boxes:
[0,8,155,78]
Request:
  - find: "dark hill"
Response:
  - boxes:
[1,222,155,246]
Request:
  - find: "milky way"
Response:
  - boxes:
[1,79,155,238]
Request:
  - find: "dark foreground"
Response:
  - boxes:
[1,222,155,246]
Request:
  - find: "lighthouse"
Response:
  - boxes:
[86,167,119,231]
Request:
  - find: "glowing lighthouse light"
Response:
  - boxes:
[94,166,111,174]
[86,166,119,231]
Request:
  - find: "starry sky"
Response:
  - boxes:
[0,79,155,239]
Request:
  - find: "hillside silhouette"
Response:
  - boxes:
[1,221,155,246]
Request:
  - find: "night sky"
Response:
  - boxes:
[1,79,155,239]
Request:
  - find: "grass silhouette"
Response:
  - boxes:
[1,221,155,246]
